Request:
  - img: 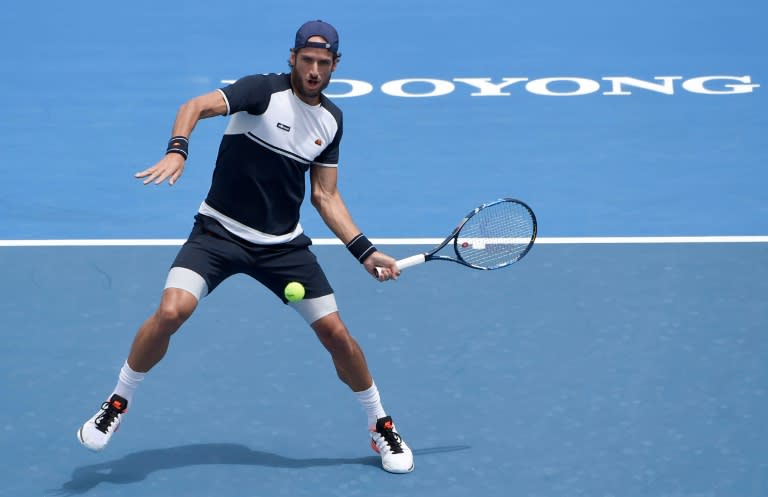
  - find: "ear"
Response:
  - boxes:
[289,49,297,67]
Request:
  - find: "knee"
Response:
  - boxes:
[314,320,354,353]
[154,291,196,327]
[154,304,190,327]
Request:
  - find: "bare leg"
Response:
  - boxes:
[312,312,414,472]
[127,288,199,373]
[311,312,373,392]
[77,288,199,450]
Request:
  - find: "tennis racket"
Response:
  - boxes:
[378,198,537,275]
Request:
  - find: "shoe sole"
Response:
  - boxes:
[383,463,415,474]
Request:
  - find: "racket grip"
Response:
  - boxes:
[396,254,427,270]
[375,254,426,277]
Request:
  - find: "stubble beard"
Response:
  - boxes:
[290,68,328,102]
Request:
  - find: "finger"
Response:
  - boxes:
[393,264,401,278]
[169,169,182,186]
[383,260,399,280]
[374,265,396,280]
[144,170,163,185]
[137,167,158,183]
[153,166,176,185]
[154,171,170,184]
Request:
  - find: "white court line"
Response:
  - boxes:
[0,236,767,247]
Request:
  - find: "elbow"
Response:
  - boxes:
[180,96,207,120]
[179,98,197,115]
[312,187,339,212]
[310,190,325,210]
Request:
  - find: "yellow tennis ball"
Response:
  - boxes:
[284,281,305,302]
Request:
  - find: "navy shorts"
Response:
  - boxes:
[171,214,334,303]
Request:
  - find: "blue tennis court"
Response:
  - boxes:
[1,1,766,496]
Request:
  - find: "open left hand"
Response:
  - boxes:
[135,153,186,186]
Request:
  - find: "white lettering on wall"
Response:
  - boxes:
[324,79,374,98]
[525,77,601,96]
[602,76,683,95]
[452,78,529,96]
[219,75,760,98]
[682,75,761,95]
[380,78,456,97]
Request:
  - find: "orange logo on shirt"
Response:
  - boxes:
[315,139,322,146]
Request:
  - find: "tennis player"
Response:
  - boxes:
[76,20,414,474]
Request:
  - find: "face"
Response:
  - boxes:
[290,36,338,104]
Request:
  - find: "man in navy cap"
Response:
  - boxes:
[76,20,414,474]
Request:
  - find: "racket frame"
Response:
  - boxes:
[399,197,537,271]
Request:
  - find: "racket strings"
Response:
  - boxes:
[456,201,535,269]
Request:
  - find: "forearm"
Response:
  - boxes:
[171,101,207,138]
[310,168,398,278]
[312,189,362,244]
[136,91,226,186]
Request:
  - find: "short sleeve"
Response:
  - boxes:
[313,103,343,166]
[220,75,271,116]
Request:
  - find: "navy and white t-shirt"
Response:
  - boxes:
[198,73,343,244]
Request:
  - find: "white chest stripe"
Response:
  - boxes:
[245,132,311,164]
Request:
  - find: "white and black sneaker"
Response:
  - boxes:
[77,394,128,451]
[370,416,414,473]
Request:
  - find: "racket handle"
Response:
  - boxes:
[374,254,426,277]
[396,254,427,270]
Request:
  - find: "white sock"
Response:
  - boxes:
[112,361,146,406]
[355,381,387,428]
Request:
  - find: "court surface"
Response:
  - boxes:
[1,1,766,496]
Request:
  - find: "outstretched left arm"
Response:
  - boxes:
[310,165,399,280]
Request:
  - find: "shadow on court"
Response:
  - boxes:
[51,444,471,495]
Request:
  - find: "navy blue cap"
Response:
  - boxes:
[294,20,340,55]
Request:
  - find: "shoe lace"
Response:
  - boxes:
[378,425,405,454]
[94,401,122,434]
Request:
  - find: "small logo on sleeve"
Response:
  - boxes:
[277,122,291,132]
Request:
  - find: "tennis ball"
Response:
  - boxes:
[284,281,305,302]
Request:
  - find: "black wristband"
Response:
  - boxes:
[346,233,377,263]
[166,136,189,160]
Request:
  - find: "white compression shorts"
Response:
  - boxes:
[164,266,339,325]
